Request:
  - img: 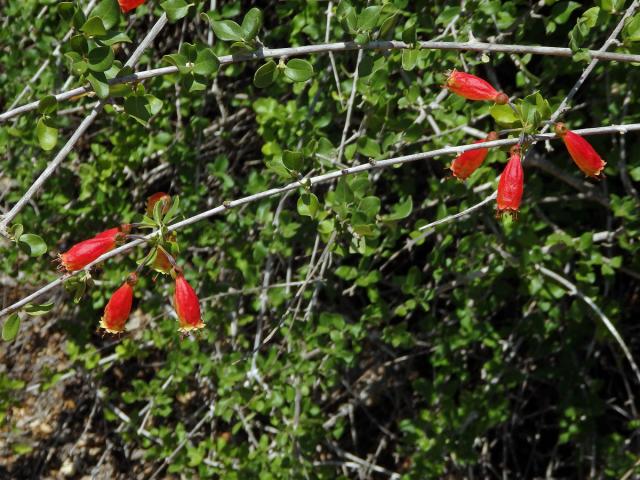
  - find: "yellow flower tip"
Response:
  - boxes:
[99,317,125,334]
[177,321,205,334]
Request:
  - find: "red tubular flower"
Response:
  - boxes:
[496,146,524,217]
[93,224,132,240]
[445,70,509,104]
[118,0,145,13]
[100,273,137,334]
[451,131,498,180]
[554,123,606,178]
[146,192,171,217]
[59,234,122,272]
[173,273,204,332]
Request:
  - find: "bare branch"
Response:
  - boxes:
[1,121,639,320]
[4,40,640,123]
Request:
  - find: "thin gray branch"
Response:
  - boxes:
[4,40,640,123]
[1,122,640,319]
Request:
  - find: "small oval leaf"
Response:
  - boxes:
[19,233,47,257]
[253,60,278,88]
[2,314,20,342]
[284,59,314,82]
[36,118,58,151]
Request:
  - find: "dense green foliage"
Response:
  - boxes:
[2,0,640,477]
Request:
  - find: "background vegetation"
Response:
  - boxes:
[2,0,640,478]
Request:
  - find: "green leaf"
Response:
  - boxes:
[229,41,253,54]
[402,17,417,44]
[124,95,151,125]
[210,19,244,42]
[69,34,89,55]
[357,6,381,31]
[19,233,47,257]
[193,47,219,77]
[379,13,398,39]
[182,74,207,93]
[161,0,192,22]
[490,104,519,126]
[91,0,120,30]
[283,150,304,172]
[624,13,640,41]
[358,196,381,220]
[2,314,20,342]
[602,0,626,12]
[87,46,114,72]
[81,16,107,36]
[568,7,600,51]
[381,197,413,222]
[36,117,58,151]
[551,1,581,24]
[401,48,419,71]
[241,7,262,40]
[9,224,24,242]
[284,59,314,82]
[297,193,320,219]
[87,72,110,99]
[38,95,58,115]
[24,301,55,316]
[101,31,132,46]
[58,2,75,22]
[253,60,279,88]
[124,94,163,125]
[73,9,87,29]
[163,53,191,74]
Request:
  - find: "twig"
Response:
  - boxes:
[324,1,344,108]
[4,40,640,122]
[336,50,363,164]
[2,121,640,319]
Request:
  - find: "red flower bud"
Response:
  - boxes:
[496,146,524,217]
[59,234,123,272]
[99,273,137,334]
[445,70,509,104]
[554,123,606,178]
[173,273,204,333]
[146,192,171,217]
[118,0,145,13]
[450,132,498,180]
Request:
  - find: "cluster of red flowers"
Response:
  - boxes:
[58,193,204,335]
[445,71,606,217]
[118,0,145,13]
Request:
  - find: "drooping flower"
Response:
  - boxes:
[59,234,123,272]
[99,273,137,334]
[173,273,204,332]
[118,0,145,13]
[146,192,171,217]
[554,123,606,178]
[445,70,509,104]
[496,146,524,217]
[450,132,499,180]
